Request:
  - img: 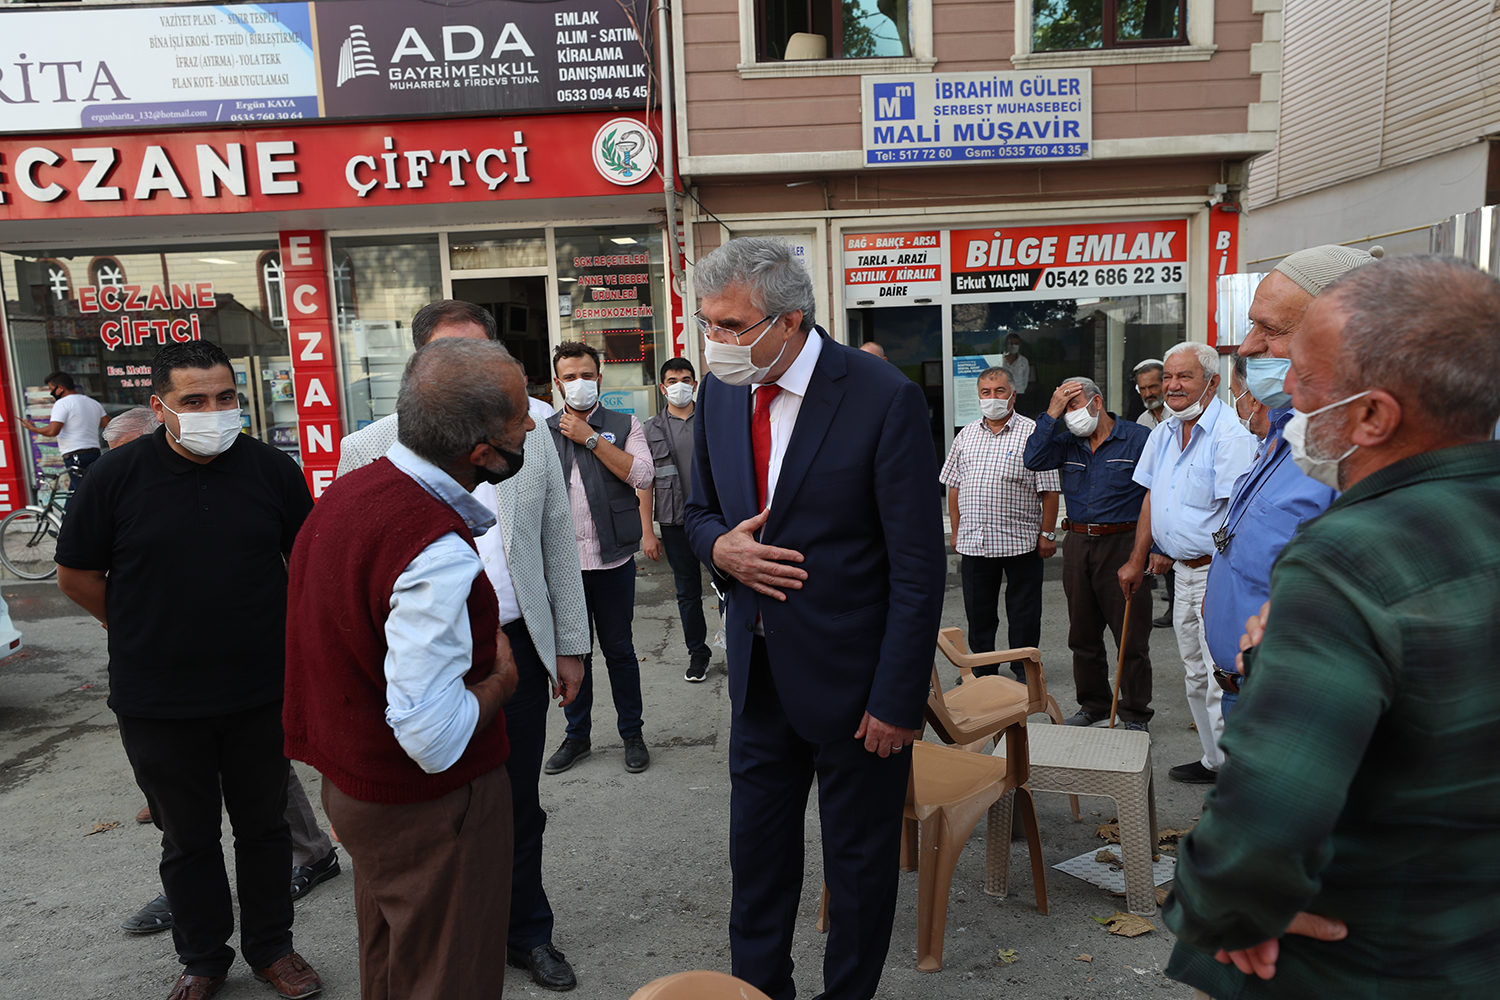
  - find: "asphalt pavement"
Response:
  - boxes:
[0,553,1214,999]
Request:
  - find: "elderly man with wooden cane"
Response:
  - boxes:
[1023,376,1155,731]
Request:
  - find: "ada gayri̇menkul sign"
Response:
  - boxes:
[315,0,654,119]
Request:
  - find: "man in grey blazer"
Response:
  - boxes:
[335,302,591,991]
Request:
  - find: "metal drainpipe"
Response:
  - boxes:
[657,0,686,306]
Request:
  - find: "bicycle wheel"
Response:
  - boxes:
[0,507,60,580]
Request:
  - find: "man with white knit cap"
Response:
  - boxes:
[1201,245,1382,721]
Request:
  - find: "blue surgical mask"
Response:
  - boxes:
[1246,357,1292,408]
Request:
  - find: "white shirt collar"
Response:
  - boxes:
[385,440,496,536]
[755,326,823,397]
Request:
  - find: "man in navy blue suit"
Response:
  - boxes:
[685,238,946,1000]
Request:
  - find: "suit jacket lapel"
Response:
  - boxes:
[764,337,845,540]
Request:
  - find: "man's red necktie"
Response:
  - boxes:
[753,384,781,509]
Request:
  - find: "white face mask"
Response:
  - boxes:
[157,399,241,457]
[703,314,786,387]
[979,396,1010,420]
[664,382,695,408]
[1283,390,1370,489]
[1166,382,1213,424]
[560,377,599,412]
[1065,402,1100,437]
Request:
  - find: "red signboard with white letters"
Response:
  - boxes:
[0,112,648,220]
[948,220,1189,302]
[278,230,341,499]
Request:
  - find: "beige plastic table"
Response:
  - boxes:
[991,724,1160,914]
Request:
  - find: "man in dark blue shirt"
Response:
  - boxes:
[1025,377,1154,729]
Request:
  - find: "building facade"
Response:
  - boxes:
[0,0,674,505]
[674,0,1279,455]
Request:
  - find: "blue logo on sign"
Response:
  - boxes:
[872,83,915,121]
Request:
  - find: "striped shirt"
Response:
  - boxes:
[566,409,654,571]
[940,414,1060,558]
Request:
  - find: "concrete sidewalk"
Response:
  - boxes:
[0,557,1211,999]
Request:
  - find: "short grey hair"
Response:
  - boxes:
[693,238,816,332]
[1063,376,1102,403]
[978,366,1012,388]
[1231,353,1248,383]
[397,338,522,466]
[102,406,160,446]
[1165,341,1220,381]
[1321,254,1500,439]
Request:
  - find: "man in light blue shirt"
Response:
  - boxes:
[1120,341,1256,784]
[1203,245,1377,721]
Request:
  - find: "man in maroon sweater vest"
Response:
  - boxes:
[285,338,532,999]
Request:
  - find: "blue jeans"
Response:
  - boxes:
[659,524,709,660]
[564,562,643,741]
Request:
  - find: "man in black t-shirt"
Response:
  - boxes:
[56,341,322,1000]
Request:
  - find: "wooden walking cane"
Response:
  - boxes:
[1108,589,1135,729]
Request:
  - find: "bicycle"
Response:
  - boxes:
[0,471,71,580]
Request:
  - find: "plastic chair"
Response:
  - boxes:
[783,32,828,59]
[629,970,774,1000]
[934,628,1065,728]
[817,739,1048,973]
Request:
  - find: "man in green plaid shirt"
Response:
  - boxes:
[1164,254,1500,999]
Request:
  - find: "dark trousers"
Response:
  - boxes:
[1062,531,1154,723]
[728,637,909,1000]
[660,523,709,659]
[960,550,1044,680]
[324,766,513,1000]
[502,618,555,950]
[116,701,294,978]
[564,561,643,741]
[62,447,100,513]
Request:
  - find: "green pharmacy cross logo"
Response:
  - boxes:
[593,118,656,187]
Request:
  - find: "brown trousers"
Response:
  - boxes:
[323,766,513,1000]
[1061,530,1155,723]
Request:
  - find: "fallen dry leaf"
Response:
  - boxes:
[1094,849,1122,868]
[1076,954,1093,963]
[996,948,1019,965]
[1157,887,1169,906]
[1188,722,1198,731]
[1095,821,1120,844]
[1093,911,1156,937]
[85,821,120,836]
[1157,826,1194,845]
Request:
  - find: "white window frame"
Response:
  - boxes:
[1011,0,1216,69]
[737,0,936,79]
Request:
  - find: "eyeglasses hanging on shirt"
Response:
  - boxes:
[1212,446,1291,554]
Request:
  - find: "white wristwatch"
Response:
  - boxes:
[584,431,600,451]
[1040,531,1057,541]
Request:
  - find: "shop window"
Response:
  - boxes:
[1032,0,1186,50]
[449,230,547,271]
[330,234,442,428]
[259,252,287,329]
[37,259,73,305]
[89,257,126,290]
[757,0,909,60]
[554,226,667,420]
[0,244,295,480]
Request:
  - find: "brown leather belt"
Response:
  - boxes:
[1060,519,1136,537]
[1180,554,1214,569]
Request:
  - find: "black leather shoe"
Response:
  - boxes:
[122,893,172,934]
[1169,760,1218,784]
[623,735,650,773]
[507,942,577,991]
[1152,608,1173,628]
[544,738,591,774]
[289,848,341,901]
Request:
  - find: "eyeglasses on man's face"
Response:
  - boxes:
[693,312,778,343]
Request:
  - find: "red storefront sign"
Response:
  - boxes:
[278,230,342,499]
[1207,204,1239,348]
[0,331,26,514]
[949,219,1188,302]
[0,112,651,220]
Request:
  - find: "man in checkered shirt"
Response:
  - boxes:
[940,367,1060,681]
